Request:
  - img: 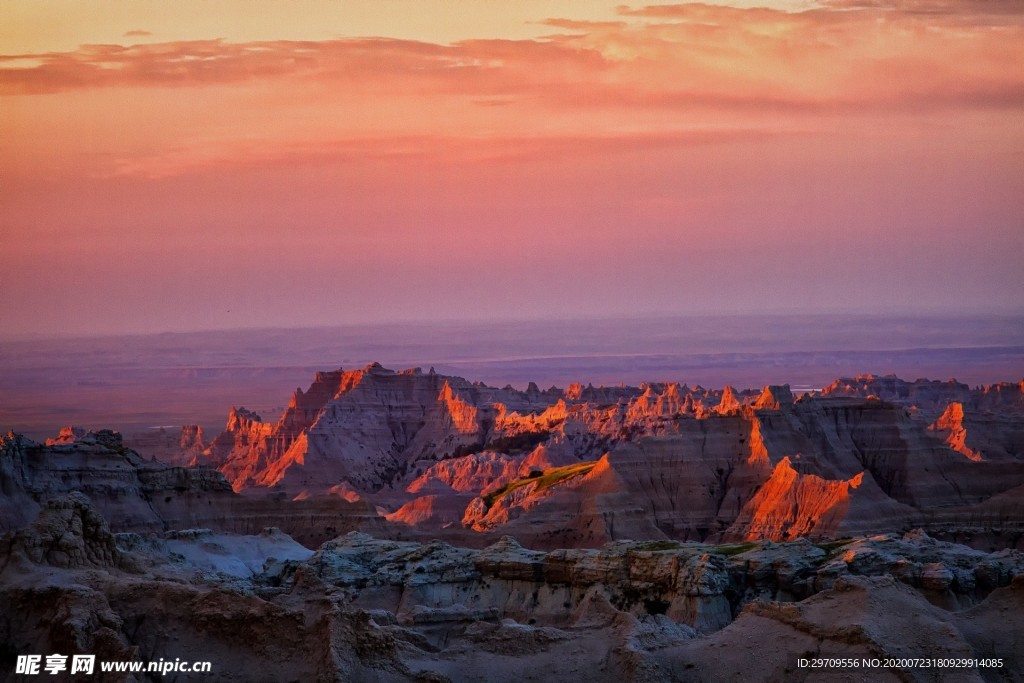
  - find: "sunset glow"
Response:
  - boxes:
[2,1,1022,335]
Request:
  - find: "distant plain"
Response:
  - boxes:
[2,313,1022,439]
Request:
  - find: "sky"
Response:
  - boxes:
[1,1,1023,337]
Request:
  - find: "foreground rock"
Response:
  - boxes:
[3,498,1023,682]
[0,496,401,682]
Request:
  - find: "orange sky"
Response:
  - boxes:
[1,1,1022,335]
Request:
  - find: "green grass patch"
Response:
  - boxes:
[483,460,597,509]
[711,542,758,556]
[631,540,683,552]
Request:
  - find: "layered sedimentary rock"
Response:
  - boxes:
[823,374,1024,422]
[202,364,772,497]
[163,365,1024,549]
[209,365,560,494]
[0,496,404,683]
[16,366,1023,552]
[451,400,1023,548]
[0,429,383,547]
[0,429,234,534]
[3,497,1023,683]
[822,374,974,410]
[8,351,1024,680]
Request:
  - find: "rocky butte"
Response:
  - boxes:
[2,365,1024,681]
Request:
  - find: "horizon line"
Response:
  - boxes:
[3,309,1024,343]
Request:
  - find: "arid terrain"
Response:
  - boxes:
[5,0,1023,677]
[3,354,1024,681]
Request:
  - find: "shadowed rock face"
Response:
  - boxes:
[0,429,384,547]
[0,492,132,571]
[0,497,406,683]
[2,497,1023,683]
[0,429,235,535]
[120,424,209,467]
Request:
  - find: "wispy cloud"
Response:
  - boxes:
[817,0,1024,19]
[2,2,1021,177]
[3,3,1018,106]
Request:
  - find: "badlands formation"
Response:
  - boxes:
[156,364,1024,549]
[3,365,1024,681]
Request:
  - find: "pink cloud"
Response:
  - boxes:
[1,1,1021,181]
[817,0,1024,19]
[2,4,1019,108]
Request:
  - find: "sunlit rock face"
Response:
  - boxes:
[930,402,984,461]
[928,400,1024,465]
[209,364,561,494]
[177,365,1024,550]
[205,364,774,498]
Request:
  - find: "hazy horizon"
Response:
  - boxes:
[3,313,1021,438]
[3,309,1024,343]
